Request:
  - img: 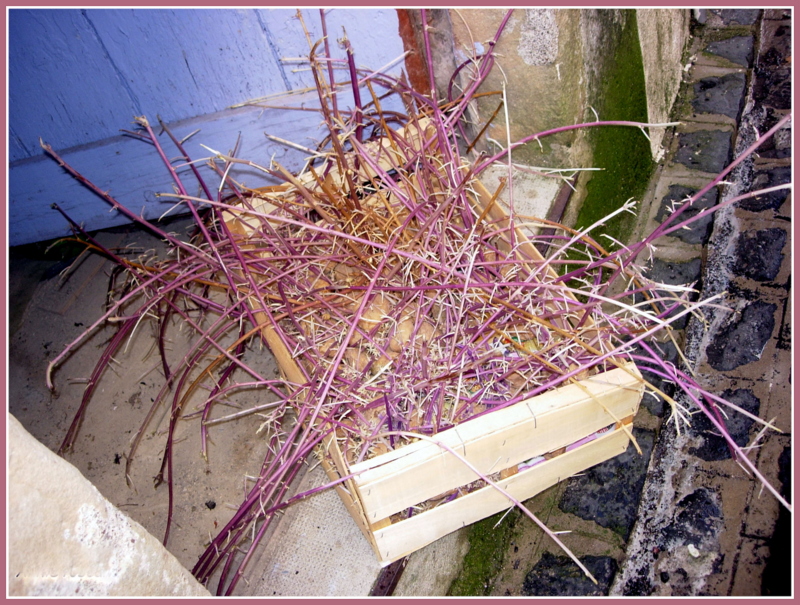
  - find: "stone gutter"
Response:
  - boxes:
[439,8,791,597]
[611,8,791,596]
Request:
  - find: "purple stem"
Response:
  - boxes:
[342,34,364,145]
[319,9,340,116]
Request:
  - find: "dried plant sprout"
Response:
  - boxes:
[40,9,790,594]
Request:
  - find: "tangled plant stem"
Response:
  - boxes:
[41,10,791,594]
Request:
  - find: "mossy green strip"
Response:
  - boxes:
[575,11,654,249]
[447,508,521,596]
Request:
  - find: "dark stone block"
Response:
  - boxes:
[740,167,791,211]
[754,64,792,110]
[704,36,754,66]
[647,257,703,286]
[661,489,723,548]
[762,499,792,595]
[761,446,792,595]
[777,445,791,502]
[706,300,776,371]
[761,21,792,64]
[734,228,787,281]
[674,130,732,174]
[753,39,792,110]
[631,341,679,417]
[689,388,760,461]
[645,257,703,329]
[762,47,789,68]
[709,9,760,25]
[656,185,718,245]
[692,73,747,119]
[559,428,655,540]
[639,372,672,417]
[521,553,617,596]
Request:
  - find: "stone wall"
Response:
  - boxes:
[448,9,589,169]
[407,9,690,232]
[611,8,792,595]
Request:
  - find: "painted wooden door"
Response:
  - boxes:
[9,8,406,246]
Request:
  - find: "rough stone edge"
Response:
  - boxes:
[7,414,210,597]
[609,11,782,596]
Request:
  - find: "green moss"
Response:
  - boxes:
[574,11,655,249]
[702,25,755,42]
[611,524,629,538]
[447,508,521,596]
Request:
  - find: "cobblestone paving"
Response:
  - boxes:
[612,8,792,596]
[485,9,791,597]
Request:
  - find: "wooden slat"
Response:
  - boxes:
[370,426,632,564]
[352,365,642,522]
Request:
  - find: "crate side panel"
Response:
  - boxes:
[354,377,630,491]
[351,364,638,476]
[371,427,631,563]
[356,370,642,522]
[353,365,641,484]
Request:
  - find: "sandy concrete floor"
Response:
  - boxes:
[6,220,473,596]
[7,222,309,593]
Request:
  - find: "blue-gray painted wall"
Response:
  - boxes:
[8,8,405,245]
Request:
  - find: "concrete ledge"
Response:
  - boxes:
[7,414,210,597]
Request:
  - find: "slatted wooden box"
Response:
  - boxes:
[321,364,642,565]
[224,121,645,566]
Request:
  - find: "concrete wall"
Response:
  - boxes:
[448,9,589,169]
[422,8,690,229]
[445,8,690,171]
[637,9,692,160]
[7,414,210,597]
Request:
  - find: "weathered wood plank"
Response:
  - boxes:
[9,9,139,160]
[256,8,405,92]
[9,8,405,163]
[84,9,288,123]
[9,8,406,243]
[9,100,326,246]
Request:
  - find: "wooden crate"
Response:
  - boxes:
[223,121,645,566]
[320,364,642,565]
